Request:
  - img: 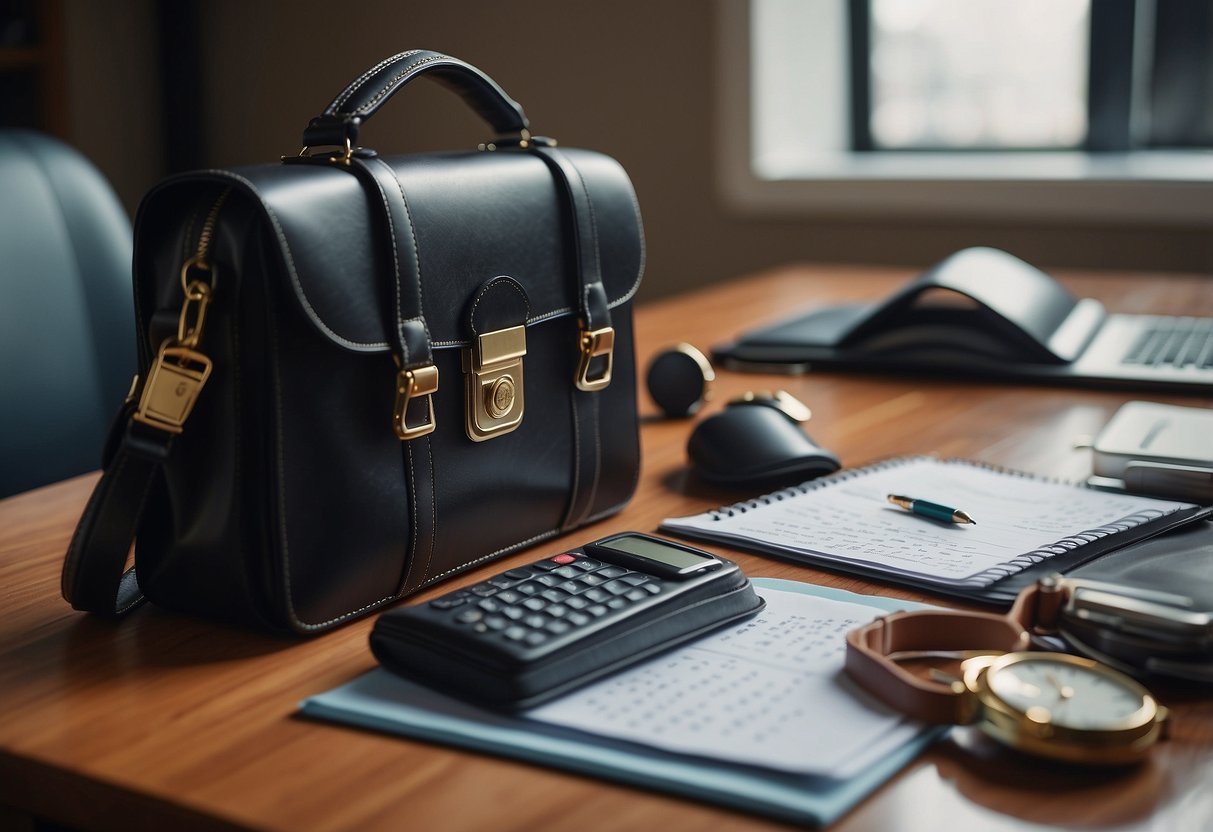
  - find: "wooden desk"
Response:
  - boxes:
[1,265,1210,832]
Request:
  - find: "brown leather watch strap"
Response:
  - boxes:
[845,609,1030,725]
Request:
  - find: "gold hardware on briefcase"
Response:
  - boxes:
[575,326,614,392]
[133,190,229,435]
[462,324,526,441]
[394,364,440,440]
[133,344,214,434]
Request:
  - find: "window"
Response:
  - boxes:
[717,0,1213,222]
[858,0,1088,151]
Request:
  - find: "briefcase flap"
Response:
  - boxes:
[137,147,644,352]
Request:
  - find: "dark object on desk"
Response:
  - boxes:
[687,392,840,489]
[646,343,715,417]
[0,130,134,498]
[714,246,1213,394]
[370,532,765,709]
[1059,519,1213,683]
[60,50,645,634]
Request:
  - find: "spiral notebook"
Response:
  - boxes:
[661,457,1209,605]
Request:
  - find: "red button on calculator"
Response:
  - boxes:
[551,553,577,565]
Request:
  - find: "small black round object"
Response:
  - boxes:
[646,343,715,418]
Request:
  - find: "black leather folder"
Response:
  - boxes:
[714,247,1213,394]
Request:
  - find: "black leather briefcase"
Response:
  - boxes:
[61,50,644,633]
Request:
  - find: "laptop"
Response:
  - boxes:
[714,247,1213,394]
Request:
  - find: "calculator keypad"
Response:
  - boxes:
[430,554,665,647]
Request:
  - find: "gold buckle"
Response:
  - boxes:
[393,364,439,440]
[462,325,526,442]
[132,342,214,434]
[293,136,354,165]
[575,326,614,391]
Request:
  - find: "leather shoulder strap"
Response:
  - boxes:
[61,407,172,616]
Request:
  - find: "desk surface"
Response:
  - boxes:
[1,265,1210,832]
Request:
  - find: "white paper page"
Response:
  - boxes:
[663,458,1190,583]
[525,588,921,778]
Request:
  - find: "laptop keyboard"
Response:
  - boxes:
[1123,318,1213,369]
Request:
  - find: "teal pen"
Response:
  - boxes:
[887,494,976,525]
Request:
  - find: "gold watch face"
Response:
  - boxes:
[963,652,1165,764]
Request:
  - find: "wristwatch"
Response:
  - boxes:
[845,587,1169,765]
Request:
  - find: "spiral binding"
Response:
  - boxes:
[703,455,1178,588]
[961,508,1166,586]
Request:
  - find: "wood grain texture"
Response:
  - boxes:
[1,265,1210,832]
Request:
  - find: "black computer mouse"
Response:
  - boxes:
[687,395,841,490]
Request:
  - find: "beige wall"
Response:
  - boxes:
[63,0,1213,301]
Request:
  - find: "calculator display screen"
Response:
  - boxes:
[600,536,713,571]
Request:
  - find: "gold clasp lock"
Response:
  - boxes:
[394,364,439,440]
[575,326,614,391]
[462,325,526,442]
[132,342,214,434]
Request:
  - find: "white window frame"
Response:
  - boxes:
[716,0,1213,224]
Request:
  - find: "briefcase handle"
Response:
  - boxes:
[302,49,531,150]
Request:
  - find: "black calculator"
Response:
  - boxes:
[370,532,765,709]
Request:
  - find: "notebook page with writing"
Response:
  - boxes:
[661,457,1196,588]
[525,585,921,778]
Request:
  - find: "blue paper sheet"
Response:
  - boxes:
[299,579,944,827]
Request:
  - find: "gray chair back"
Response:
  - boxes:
[0,130,134,497]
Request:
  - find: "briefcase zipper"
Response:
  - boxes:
[132,188,232,435]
